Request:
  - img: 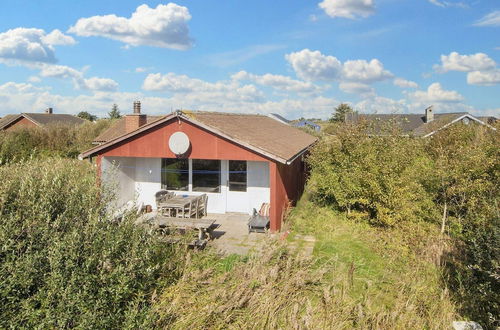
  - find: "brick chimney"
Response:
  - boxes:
[45,107,53,114]
[125,101,146,133]
[425,106,434,123]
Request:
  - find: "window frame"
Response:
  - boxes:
[228,160,247,192]
[192,159,221,193]
[161,158,189,191]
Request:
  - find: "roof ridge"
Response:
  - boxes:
[183,110,267,117]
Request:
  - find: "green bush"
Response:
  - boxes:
[308,123,499,327]
[0,159,183,328]
[0,119,114,164]
[308,125,437,227]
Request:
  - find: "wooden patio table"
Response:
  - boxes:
[155,215,215,240]
[157,195,199,217]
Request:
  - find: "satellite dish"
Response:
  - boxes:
[169,132,190,155]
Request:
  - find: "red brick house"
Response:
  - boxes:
[79,103,317,232]
[0,108,85,131]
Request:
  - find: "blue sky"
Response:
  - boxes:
[0,0,498,119]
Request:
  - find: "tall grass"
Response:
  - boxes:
[0,119,114,164]
[0,158,185,328]
[153,198,456,329]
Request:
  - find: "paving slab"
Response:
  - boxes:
[207,213,268,255]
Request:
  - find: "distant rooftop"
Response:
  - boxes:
[0,110,86,130]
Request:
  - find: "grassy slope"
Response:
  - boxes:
[155,195,457,329]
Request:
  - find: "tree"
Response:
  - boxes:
[330,103,354,123]
[108,104,122,119]
[77,111,97,122]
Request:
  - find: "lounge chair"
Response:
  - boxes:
[248,203,270,233]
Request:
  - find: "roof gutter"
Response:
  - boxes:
[285,138,319,165]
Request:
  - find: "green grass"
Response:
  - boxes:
[154,195,457,328]
[287,197,453,314]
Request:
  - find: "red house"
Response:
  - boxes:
[79,103,317,231]
[0,108,85,131]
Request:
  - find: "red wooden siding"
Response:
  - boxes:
[100,118,269,162]
[270,157,306,231]
[95,117,306,232]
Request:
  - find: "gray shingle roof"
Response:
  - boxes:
[0,113,85,130]
[345,112,485,137]
[0,114,22,129]
[23,113,86,126]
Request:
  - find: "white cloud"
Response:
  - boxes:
[436,51,496,72]
[474,10,500,27]
[467,70,500,86]
[435,52,500,86]
[342,59,393,83]
[41,29,76,46]
[407,82,464,103]
[285,49,342,81]
[39,64,82,79]
[0,80,339,120]
[0,82,48,94]
[470,108,500,117]
[285,48,393,91]
[135,67,152,73]
[143,72,215,93]
[393,78,418,89]
[231,70,325,94]
[428,0,467,8]
[82,77,119,92]
[142,72,264,103]
[318,0,375,19]
[28,76,41,83]
[354,92,476,115]
[339,82,374,96]
[68,3,192,49]
[39,64,118,91]
[356,95,408,113]
[1,77,495,120]
[0,28,74,64]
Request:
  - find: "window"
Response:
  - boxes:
[161,158,188,191]
[192,159,221,193]
[229,160,247,192]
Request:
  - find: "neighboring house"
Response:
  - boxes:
[294,119,321,132]
[80,102,317,232]
[346,106,496,138]
[268,113,291,125]
[0,108,85,131]
[269,113,321,132]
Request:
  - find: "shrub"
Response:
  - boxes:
[307,125,437,227]
[0,119,114,164]
[308,123,499,327]
[0,159,183,328]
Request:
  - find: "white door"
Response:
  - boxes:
[225,160,249,213]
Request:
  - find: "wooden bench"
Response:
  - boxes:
[154,216,216,240]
